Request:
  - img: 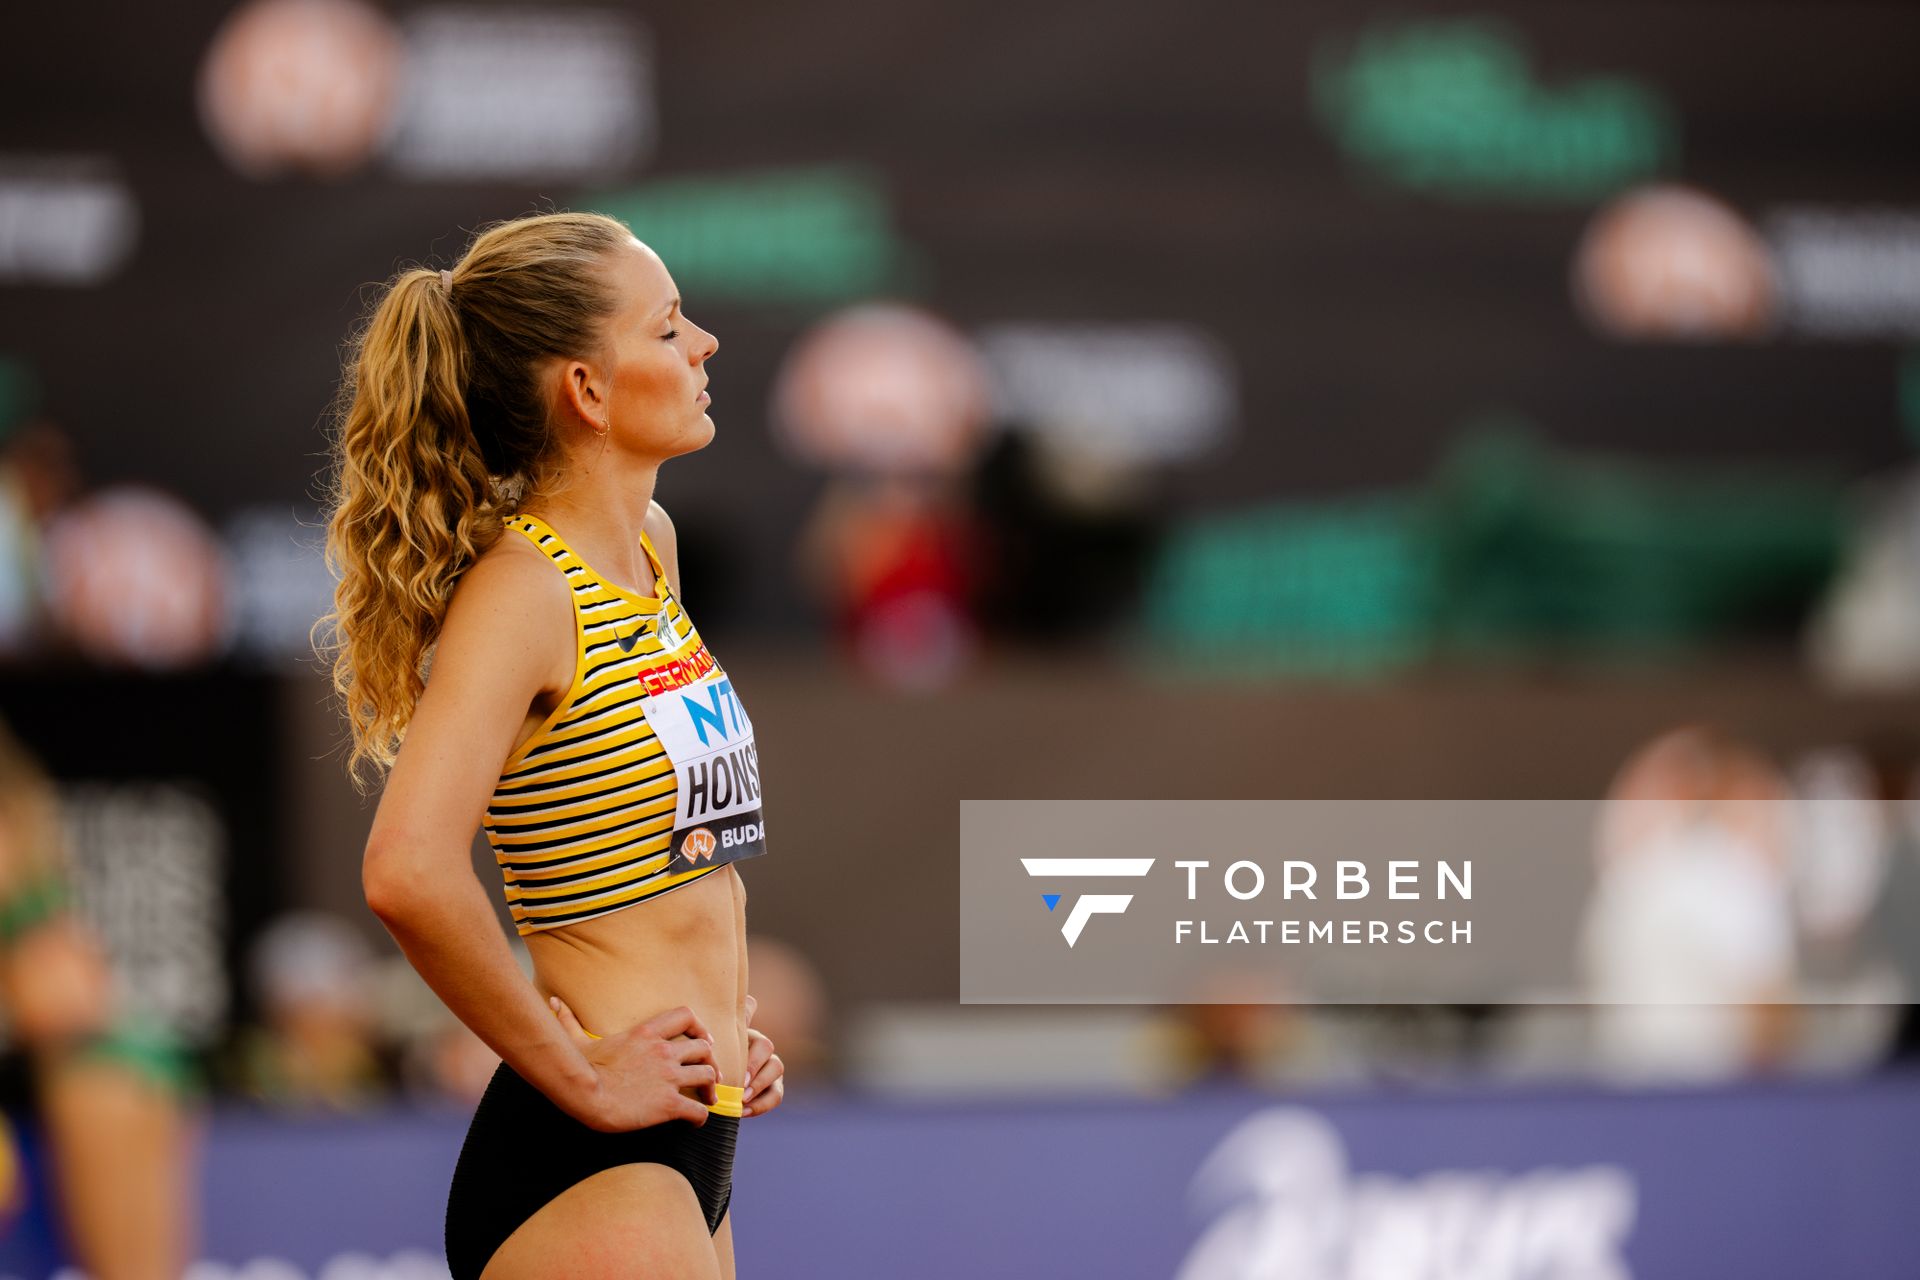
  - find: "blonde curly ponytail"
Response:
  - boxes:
[317,211,630,786]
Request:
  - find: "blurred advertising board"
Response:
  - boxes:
[4,1075,1918,1277]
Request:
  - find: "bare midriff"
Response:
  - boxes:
[524,865,751,1100]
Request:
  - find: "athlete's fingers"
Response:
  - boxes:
[743,1078,784,1117]
[742,1052,783,1110]
[676,1062,719,1099]
[672,1035,717,1066]
[548,995,595,1047]
[744,1027,773,1079]
[745,1050,783,1096]
[641,1005,715,1046]
[744,993,758,1025]
[673,1095,711,1126]
[743,1074,784,1118]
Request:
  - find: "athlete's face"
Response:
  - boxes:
[560,237,718,461]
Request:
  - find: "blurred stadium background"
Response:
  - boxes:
[4,0,1920,1275]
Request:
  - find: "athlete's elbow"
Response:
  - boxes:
[363,877,405,924]
[361,858,409,922]
[361,833,436,921]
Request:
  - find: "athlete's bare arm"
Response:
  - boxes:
[361,538,718,1131]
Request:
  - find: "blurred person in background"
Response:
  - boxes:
[1807,458,1920,691]
[232,911,389,1109]
[322,211,785,1280]
[372,943,510,1108]
[1148,974,1298,1092]
[1581,726,1798,1083]
[0,717,196,1279]
[1850,736,1920,1064]
[797,470,981,691]
[0,418,82,658]
[740,936,830,1087]
[777,301,993,691]
[399,1001,506,1109]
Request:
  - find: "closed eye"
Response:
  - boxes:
[661,329,679,340]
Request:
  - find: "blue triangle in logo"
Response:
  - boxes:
[1042,894,1061,912]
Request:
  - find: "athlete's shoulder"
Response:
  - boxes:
[418,527,574,704]
[442,524,570,644]
[467,521,564,591]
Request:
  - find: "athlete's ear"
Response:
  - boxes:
[554,356,610,434]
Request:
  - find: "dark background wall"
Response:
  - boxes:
[3,1,1916,630]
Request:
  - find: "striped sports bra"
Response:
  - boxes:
[483,513,768,935]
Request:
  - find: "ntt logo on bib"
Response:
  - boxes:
[1021,858,1155,947]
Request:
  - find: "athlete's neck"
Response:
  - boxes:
[528,456,661,595]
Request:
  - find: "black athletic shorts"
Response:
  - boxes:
[444,1061,739,1279]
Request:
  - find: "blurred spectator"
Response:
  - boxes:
[41,486,233,670]
[797,471,982,690]
[1787,746,1895,983]
[1150,974,1298,1091]
[0,716,196,1279]
[1581,727,1798,1083]
[1163,1004,1289,1090]
[1809,472,1920,689]
[372,945,509,1107]
[745,934,833,1087]
[417,1017,501,1106]
[1848,736,1920,1063]
[0,419,81,657]
[233,911,387,1109]
[776,302,993,690]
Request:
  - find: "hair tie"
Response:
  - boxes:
[439,268,453,295]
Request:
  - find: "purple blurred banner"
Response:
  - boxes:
[6,1074,1920,1278]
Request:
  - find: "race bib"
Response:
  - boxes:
[639,670,769,874]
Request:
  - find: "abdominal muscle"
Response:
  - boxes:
[523,863,751,1101]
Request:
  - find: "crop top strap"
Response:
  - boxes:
[503,512,552,552]
[508,512,669,600]
[502,512,596,601]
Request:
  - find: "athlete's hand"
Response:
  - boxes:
[741,992,786,1117]
[550,997,718,1132]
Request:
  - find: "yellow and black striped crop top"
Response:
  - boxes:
[484,513,768,935]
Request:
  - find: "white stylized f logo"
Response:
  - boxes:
[1021,858,1156,947]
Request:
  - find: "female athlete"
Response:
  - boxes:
[321,210,784,1279]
